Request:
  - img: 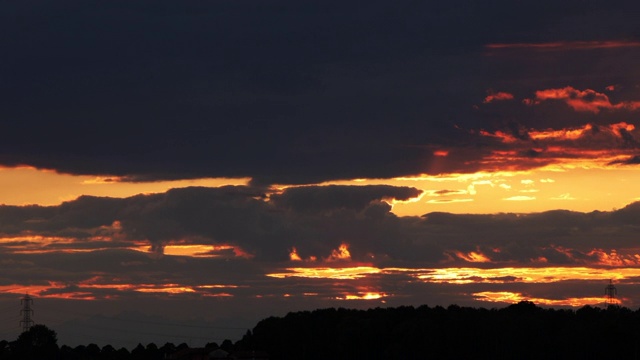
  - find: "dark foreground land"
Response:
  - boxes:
[240,302,640,360]
[3,302,640,359]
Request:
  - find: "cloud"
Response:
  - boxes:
[474,121,640,172]
[3,187,640,346]
[527,87,640,113]
[484,91,515,103]
[0,2,638,185]
[5,186,640,271]
[608,155,640,165]
[4,0,640,347]
[270,185,423,213]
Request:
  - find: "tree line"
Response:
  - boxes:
[236,302,640,360]
[0,324,236,359]
[5,302,640,359]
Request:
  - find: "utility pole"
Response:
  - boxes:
[20,294,34,333]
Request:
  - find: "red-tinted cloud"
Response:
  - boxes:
[475,120,640,172]
[483,91,515,103]
[526,86,640,113]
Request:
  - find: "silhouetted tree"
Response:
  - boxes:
[159,342,176,358]
[101,344,117,360]
[11,324,59,360]
[131,343,146,360]
[0,340,9,359]
[115,347,130,360]
[220,339,234,352]
[145,342,161,360]
[59,344,75,360]
[205,341,219,350]
[85,343,101,359]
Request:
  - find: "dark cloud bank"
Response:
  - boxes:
[2,1,640,184]
[2,185,639,266]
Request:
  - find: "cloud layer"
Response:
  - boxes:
[3,187,640,291]
[2,0,640,349]
[1,1,640,184]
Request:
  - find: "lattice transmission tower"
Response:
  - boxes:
[604,279,618,305]
[20,294,33,333]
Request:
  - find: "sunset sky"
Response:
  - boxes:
[2,0,640,349]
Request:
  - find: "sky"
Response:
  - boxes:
[2,0,640,349]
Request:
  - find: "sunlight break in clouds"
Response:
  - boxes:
[0,166,250,206]
[337,292,388,301]
[267,266,382,280]
[473,291,616,307]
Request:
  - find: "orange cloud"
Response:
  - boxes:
[289,247,303,261]
[473,291,614,307]
[135,285,196,294]
[587,249,640,266]
[528,86,640,113]
[266,266,381,280]
[163,244,233,258]
[454,249,491,263]
[475,121,640,173]
[478,130,519,143]
[337,291,387,301]
[326,243,352,262]
[528,124,594,141]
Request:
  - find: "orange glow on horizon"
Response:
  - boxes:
[338,292,387,300]
[199,284,241,289]
[267,265,640,286]
[267,266,381,280]
[163,244,232,258]
[3,149,636,220]
[135,286,196,294]
[473,291,620,307]
[416,267,637,284]
[0,165,250,206]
